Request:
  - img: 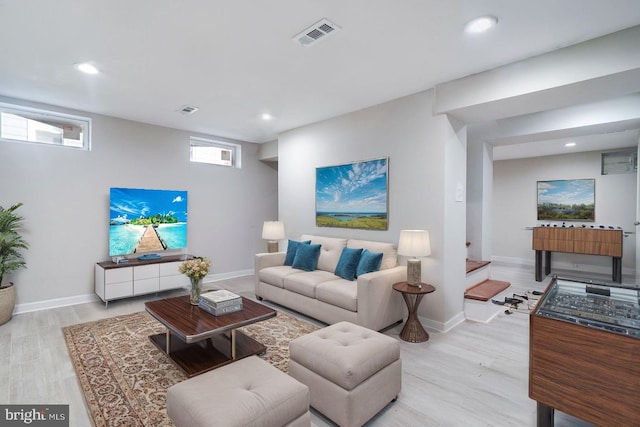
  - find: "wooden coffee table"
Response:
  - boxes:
[145,295,276,377]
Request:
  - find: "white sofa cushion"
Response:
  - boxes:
[347,239,397,270]
[284,270,338,298]
[258,266,303,289]
[301,235,347,273]
[316,279,358,312]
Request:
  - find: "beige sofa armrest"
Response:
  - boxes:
[255,252,286,291]
[255,252,286,271]
[356,266,407,331]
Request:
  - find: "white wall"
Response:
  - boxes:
[0,97,278,309]
[636,140,640,284]
[466,139,494,260]
[493,150,637,275]
[278,90,467,330]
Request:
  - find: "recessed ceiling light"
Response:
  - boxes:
[464,15,498,34]
[261,113,274,121]
[76,62,99,75]
[565,142,577,147]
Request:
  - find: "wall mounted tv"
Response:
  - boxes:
[109,187,188,257]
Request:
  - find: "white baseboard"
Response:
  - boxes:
[490,256,534,267]
[14,269,254,315]
[422,311,466,334]
[443,311,466,332]
[203,269,254,284]
[15,293,101,315]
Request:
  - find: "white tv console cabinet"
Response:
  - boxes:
[95,254,192,307]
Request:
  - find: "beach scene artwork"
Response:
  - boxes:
[316,158,388,230]
[537,179,595,221]
[109,188,188,256]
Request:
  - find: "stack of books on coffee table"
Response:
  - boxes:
[199,290,243,316]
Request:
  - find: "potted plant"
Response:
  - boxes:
[0,203,29,325]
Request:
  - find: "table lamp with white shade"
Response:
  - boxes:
[262,221,285,253]
[397,230,431,286]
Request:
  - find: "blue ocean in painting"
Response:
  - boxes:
[157,223,188,248]
[109,187,188,256]
[109,223,187,255]
[316,212,387,221]
[109,224,145,256]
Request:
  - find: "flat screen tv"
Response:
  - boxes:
[109,187,188,256]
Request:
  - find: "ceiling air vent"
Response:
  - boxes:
[293,18,340,46]
[179,105,199,115]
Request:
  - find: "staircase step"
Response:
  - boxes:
[466,259,490,274]
[464,279,511,302]
[464,283,513,323]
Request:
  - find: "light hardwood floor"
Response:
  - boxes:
[0,262,605,427]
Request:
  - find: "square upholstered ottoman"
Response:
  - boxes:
[167,356,310,427]
[289,321,401,427]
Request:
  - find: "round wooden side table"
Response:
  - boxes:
[392,281,435,343]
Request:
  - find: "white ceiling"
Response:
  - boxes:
[1,0,640,155]
[492,130,640,161]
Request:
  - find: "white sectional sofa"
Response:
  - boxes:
[255,234,407,331]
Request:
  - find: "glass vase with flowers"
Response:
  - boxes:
[178,257,211,305]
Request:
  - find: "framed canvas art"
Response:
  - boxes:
[316,157,388,230]
[537,179,595,221]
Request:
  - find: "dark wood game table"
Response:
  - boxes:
[145,295,276,377]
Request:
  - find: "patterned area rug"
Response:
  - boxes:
[63,310,319,427]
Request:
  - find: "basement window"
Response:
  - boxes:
[190,137,241,168]
[0,103,91,150]
[601,150,637,175]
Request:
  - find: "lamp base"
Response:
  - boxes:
[407,259,422,286]
[267,241,279,253]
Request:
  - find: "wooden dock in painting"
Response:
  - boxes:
[134,225,167,253]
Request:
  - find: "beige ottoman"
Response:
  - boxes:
[289,321,401,427]
[167,356,310,427]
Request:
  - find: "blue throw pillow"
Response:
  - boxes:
[292,243,322,271]
[356,249,383,277]
[335,247,363,281]
[284,240,311,266]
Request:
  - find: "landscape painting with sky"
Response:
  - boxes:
[537,179,595,221]
[316,158,388,230]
